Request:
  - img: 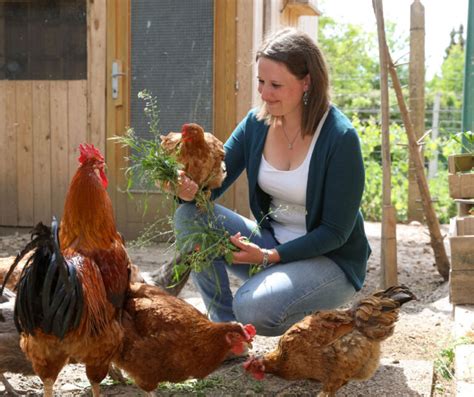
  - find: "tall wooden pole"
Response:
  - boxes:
[372,0,398,288]
[382,34,451,282]
[408,0,425,222]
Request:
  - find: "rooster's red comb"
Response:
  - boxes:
[78,143,104,164]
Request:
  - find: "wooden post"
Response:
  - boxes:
[372,0,398,288]
[407,0,425,222]
[380,25,451,281]
[428,92,441,179]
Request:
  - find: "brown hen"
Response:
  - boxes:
[244,285,416,397]
[113,283,255,395]
[160,123,226,192]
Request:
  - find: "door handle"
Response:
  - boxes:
[112,60,126,100]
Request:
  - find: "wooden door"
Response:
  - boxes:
[107,0,247,239]
[0,0,106,227]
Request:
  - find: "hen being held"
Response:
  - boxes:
[113,282,255,395]
[160,122,226,194]
[244,285,416,397]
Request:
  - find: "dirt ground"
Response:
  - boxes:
[0,221,455,396]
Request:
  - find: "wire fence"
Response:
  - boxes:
[341,106,463,134]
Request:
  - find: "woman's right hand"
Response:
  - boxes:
[157,170,198,201]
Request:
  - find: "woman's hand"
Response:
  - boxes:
[230,232,279,265]
[157,170,198,201]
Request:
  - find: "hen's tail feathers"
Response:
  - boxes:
[150,254,191,297]
[10,217,84,339]
[352,285,416,341]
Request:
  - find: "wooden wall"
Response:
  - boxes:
[0,0,106,227]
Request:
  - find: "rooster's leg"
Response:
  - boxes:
[147,392,157,397]
[0,373,26,396]
[91,382,100,397]
[43,378,55,397]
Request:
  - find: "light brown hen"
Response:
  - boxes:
[160,123,226,192]
[243,285,416,397]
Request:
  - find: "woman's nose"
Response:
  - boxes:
[260,86,271,101]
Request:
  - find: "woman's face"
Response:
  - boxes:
[257,57,309,118]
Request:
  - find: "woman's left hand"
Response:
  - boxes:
[230,232,265,264]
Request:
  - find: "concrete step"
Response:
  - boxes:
[454,305,474,397]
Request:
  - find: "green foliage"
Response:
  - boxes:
[318,15,409,119]
[357,117,458,224]
[158,377,224,393]
[450,130,474,154]
[112,90,182,193]
[427,44,465,108]
[434,336,474,381]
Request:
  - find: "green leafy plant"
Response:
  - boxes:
[434,336,474,381]
[112,90,182,193]
[157,377,224,393]
[450,131,474,154]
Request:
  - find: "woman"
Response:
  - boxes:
[173,28,371,337]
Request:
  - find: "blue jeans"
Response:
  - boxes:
[174,203,356,336]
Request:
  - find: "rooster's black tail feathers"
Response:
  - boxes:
[1,217,84,339]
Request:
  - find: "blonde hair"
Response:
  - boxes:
[256,28,330,137]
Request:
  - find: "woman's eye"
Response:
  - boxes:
[272,83,281,88]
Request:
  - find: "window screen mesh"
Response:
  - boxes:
[0,0,87,80]
[130,0,214,141]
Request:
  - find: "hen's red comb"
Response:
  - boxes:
[78,143,104,164]
[243,324,257,341]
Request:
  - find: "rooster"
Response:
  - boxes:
[243,285,416,397]
[160,123,226,193]
[1,143,132,397]
[113,282,255,394]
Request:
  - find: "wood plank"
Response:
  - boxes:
[88,0,107,152]
[32,81,52,224]
[0,81,19,225]
[214,0,237,210]
[4,81,18,225]
[16,81,34,226]
[68,81,88,182]
[234,0,253,217]
[50,81,69,220]
[107,0,132,233]
[450,236,474,271]
[450,270,474,304]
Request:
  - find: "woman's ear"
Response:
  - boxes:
[303,73,311,91]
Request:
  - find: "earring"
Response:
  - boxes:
[303,91,309,106]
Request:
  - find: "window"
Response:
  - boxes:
[0,0,86,80]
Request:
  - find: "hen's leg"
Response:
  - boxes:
[43,378,55,397]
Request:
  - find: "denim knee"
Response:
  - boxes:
[233,288,286,336]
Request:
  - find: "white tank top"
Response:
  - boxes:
[257,110,329,243]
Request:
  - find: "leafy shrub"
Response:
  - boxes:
[355,117,459,224]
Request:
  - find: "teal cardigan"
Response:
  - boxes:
[211,106,371,291]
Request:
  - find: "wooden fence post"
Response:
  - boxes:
[408,0,425,222]
[372,0,398,288]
